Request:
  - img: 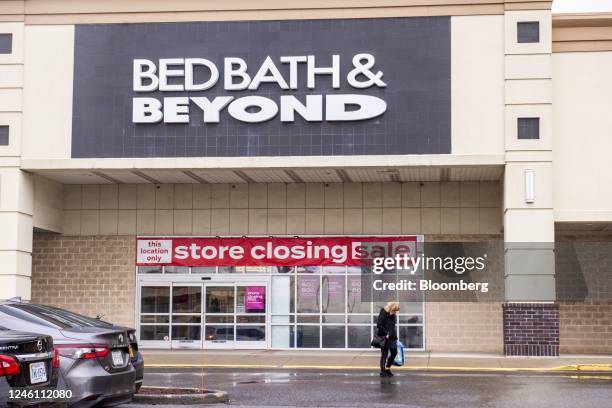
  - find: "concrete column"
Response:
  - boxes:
[0,168,34,300]
[502,6,558,356]
[0,22,32,300]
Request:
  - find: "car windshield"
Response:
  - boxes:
[6,304,114,329]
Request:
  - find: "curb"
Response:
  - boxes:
[145,363,612,373]
[133,387,228,405]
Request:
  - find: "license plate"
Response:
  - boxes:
[29,362,47,384]
[111,350,124,366]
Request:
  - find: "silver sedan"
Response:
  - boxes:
[0,302,140,407]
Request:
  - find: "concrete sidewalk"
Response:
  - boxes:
[140,349,612,373]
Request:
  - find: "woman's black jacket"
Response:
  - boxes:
[376,308,397,342]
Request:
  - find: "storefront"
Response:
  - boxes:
[135,236,425,350]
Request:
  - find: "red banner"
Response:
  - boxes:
[136,236,419,267]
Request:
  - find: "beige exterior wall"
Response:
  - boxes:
[560,302,612,354]
[553,51,612,222]
[31,234,135,328]
[32,174,63,232]
[22,24,73,160]
[451,15,505,156]
[59,181,503,236]
[426,302,503,353]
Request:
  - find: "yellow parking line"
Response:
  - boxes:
[147,363,279,368]
[562,375,612,380]
[145,363,612,372]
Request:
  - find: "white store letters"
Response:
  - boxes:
[132,54,388,124]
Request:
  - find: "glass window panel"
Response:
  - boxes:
[322,266,345,274]
[206,315,234,323]
[237,316,266,324]
[297,266,320,274]
[272,275,293,314]
[322,315,345,324]
[271,325,294,348]
[164,266,190,274]
[322,275,345,313]
[140,325,169,341]
[399,326,424,349]
[141,286,170,314]
[373,301,390,315]
[399,302,424,314]
[172,325,201,341]
[272,266,294,274]
[398,282,423,304]
[296,325,320,348]
[140,315,170,324]
[219,266,243,274]
[172,286,202,313]
[347,276,370,314]
[206,286,234,313]
[172,315,201,324]
[296,315,319,323]
[205,325,234,341]
[245,266,268,273]
[347,326,372,348]
[271,315,294,323]
[347,266,362,274]
[236,325,266,341]
[398,315,423,324]
[322,326,345,348]
[192,266,216,274]
[138,266,162,274]
[347,315,370,324]
[236,286,266,314]
[297,275,320,313]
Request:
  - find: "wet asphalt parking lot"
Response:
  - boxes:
[124,367,612,408]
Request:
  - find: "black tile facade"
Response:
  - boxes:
[71,18,451,158]
[517,21,540,43]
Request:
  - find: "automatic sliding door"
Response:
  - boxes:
[171,284,202,349]
[204,285,235,347]
[235,285,267,348]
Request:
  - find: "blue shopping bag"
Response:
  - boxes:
[392,341,405,366]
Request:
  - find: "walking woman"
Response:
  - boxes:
[376,301,400,377]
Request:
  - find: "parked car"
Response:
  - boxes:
[0,326,60,407]
[0,302,143,407]
[126,328,144,393]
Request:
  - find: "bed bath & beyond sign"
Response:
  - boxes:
[132,54,388,124]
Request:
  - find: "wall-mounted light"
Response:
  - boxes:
[524,169,535,204]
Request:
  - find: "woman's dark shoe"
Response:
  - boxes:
[385,370,394,377]
[379,371,389,377]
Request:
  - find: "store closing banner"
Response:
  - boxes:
[136,236,419,267]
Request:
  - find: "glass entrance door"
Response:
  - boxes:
[171,283,202,349]
[138,279,269,349]
[204,285,235,348]
[204,283,268,349]
[235,285,266,348]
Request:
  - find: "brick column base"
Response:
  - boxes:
[503,303,559,356]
